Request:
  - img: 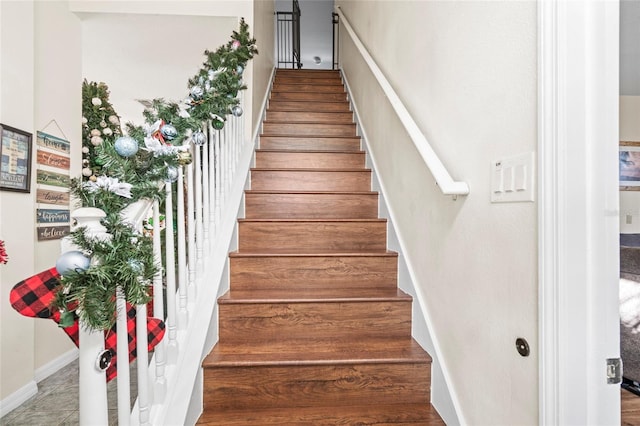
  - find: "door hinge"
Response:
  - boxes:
[606,358,622,384]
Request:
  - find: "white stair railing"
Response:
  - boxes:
[68,85,268,425]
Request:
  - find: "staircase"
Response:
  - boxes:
[199,69,444,425]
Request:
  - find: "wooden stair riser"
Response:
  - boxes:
[276,70,341,79]
[237,220,387,252]
[272,83,346,93]
[218,300,412,343]
[203,363,429,411]
[251,169,371,191]
[270,91,348,102]
[262,122,356,137]
[244,192,378,219]
[229,254,398,291]
[265,110,353,124]
[267,100,351,112]
[254,151,365,169]
[259,136,360,151]
[273,76,343,86]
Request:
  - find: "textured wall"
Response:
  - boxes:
[336,1,538,424]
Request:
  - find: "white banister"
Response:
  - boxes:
[194,143,204,272]
[135,303,150,426]
[335,6,469,197]
[186,155,197,300]
[116,289,131,426]
[202,129,211,246]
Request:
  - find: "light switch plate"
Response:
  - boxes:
[491,152,535,203]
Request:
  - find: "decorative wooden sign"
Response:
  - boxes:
[36,208,70,224]
[36,131,70,155]
[36,188,69,206]
[37,225,70,241]
[37,169,70,188]
[37,150,70,170]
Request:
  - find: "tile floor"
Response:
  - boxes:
[1,359,136,426]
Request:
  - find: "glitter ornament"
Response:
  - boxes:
[231,40,241,51]
[236,65,244,75]
[82,167,93,177]
[82,159,89,166]
[91,97,102,106]
[212,119,224,130]
[91,136,104,146]
[56,250,91,276]
[160,124,178,141]
[177,151,192,166]
[89,175,97,182]
[128,259,144,274]
[95,157,106,166]
[100,120,107,128]
[232,105,243,117]
[90,129,101,137]
[165,166,179,183]
[103,128,113,136]
[192,130,207,146]
[82,147,90,154]
[108,115,120,125]
[190,85,204,100]
[114,136,139,158]
[82,117,88,124]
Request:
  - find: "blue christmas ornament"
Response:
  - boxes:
[190,85,204,100]
[165,166,179,183]
[56,250,91,276]
[128,259,144,274]
[232,105,243,117]
[236,65,244,75]
[192,130,207,146]
[114,136,139,158]
[161,124,178,141]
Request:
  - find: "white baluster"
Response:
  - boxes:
[195,143,204,273]
[164,184,178,363]
[116,289,131,426]
[177,166,188,329]
[152,201,167,401]
[214,129,222,228]
[136,303,150,426]
[212,126,219,236]
[202,128,210,246]
[186,154,197,302]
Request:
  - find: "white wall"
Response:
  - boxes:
[619,96,640,233]
[252,0,276,132]
[621,0,640,96]
[0,0,82,407]
[336,1,538,424]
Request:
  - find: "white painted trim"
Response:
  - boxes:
[0,380,38,418]
[34,348,79,383]
[342,70,465,426]
[334,6,469,197]
[538,0,620,424]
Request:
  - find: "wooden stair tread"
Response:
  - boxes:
[229,250,398,258]
[198,403,443,425]
[251,167,368,172]
[256,148,364,154]
[220,287,411,303]
[204,338,431,367]
[238,218,385,223]
[246,189,376,195]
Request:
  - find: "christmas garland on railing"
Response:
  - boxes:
[54,19,258,331]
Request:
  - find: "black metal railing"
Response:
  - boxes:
[276,0,302,69]
[332,12,339,70]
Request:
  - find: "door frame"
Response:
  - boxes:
[538,0,620,424]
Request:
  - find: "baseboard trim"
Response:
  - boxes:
[0,380,38,418]
[34,348,78,383]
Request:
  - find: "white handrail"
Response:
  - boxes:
[334,6,469,197]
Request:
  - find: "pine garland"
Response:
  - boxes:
[54,18,258,331]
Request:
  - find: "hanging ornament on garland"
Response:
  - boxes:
[190,85,204,100]
[160,123,178,141]
[192,130,207,146]
[236,65,244,75]
[212,119,225,130]
[91,136,104,146]
[165,166,179,183]
[91,97,102,107]
[114,136,139,158]
[231,40,241,51]
[82,168,93,177]
[232,105,243,117]
[103,128,113,136]
[177,151,192,166]
[56,250,91,276]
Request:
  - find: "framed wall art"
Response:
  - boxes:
[620,141,640,191]
[0,124,33,193]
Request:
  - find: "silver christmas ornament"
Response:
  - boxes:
[56,250,91,276]
[100,120,107,128]
[114,136,139,157]
[236,65,244,75]
[232,105,243,117]
[190,85,204,100]
[160,124,178,140]
[165,166,179,183]
[192,130,207,146]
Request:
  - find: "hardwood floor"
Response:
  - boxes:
[623,388,640,425]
